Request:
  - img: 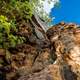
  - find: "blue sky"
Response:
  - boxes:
[50,0,80,25]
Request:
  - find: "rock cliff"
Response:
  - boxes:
[0,20,80,80]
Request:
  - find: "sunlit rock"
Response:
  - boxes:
[46,22,80,80]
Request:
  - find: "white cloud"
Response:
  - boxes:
[40,0,59,14]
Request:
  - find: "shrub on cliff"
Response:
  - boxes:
[0,15,25,49]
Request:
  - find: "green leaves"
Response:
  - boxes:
[15,1,33,19]
[0,15,8,22]
[0,15,10,34]
[0,0,34,49]
[0,0,34,20]
[0,15,25,49]
[9,35,26,48]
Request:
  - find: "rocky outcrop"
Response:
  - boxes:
[15,22,80,80]
[18,22,80,80]
[46,22,80,80]
[1,20,80,80]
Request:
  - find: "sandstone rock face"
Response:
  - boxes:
[46,22,80,80]
[16,22,80,80]
[1,21,80,80]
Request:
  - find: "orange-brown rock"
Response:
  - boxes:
[46,22,80,80]
[17,22,80,80]
[0,49,5,56]
[1,20,80,80]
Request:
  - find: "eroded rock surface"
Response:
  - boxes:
[46,22,80,80]
[0,16,53,80]
[1,21,80,80]
[16,22,80,80]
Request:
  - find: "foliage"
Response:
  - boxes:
[0,0,34,49]
[0,15,25,49]
[32,0,60,22]
[0,0,59,23]
[0,0,33,20]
